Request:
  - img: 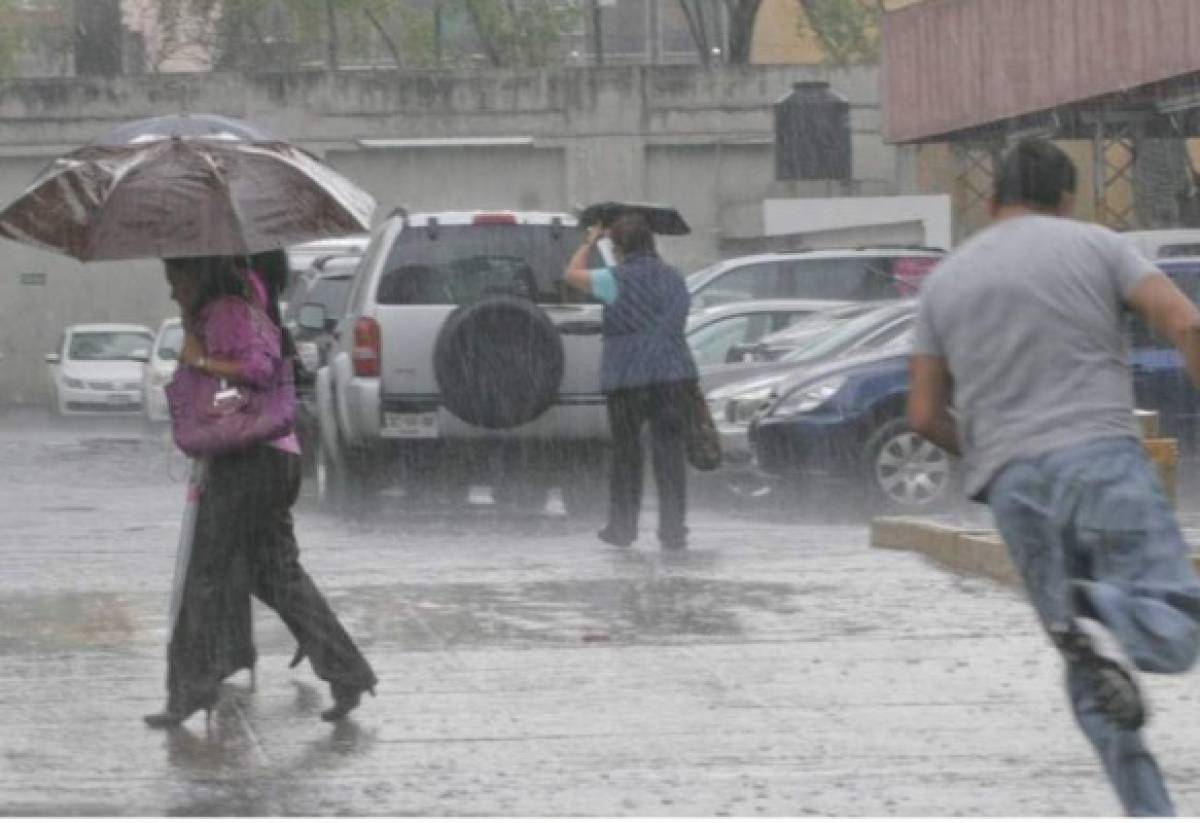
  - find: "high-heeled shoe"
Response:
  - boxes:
[320,683,375,723]
[143,694,218,731]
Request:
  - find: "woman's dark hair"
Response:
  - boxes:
[609,213,656,258]
[167,253,296,357]
[244,249,295,357]
[993,139,1077,211]
[167,256,248,310]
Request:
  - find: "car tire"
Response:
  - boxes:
[861,417,955,513]
[434,296,565,430]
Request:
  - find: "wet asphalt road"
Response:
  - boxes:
[3,410,1200,815]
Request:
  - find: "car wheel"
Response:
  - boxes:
[862,418,954,512]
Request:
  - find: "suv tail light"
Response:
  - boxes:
[352,317,381,377]
[473,213,517,225]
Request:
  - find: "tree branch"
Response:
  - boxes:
[677,0,710,66]
[462,0,504,66]
[363,5,402,68]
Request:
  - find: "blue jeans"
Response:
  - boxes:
[990,436,1200,816]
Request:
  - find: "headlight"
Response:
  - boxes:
[62,376,85,389]
[768,376,847,418]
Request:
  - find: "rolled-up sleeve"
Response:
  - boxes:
[202,298,281,388]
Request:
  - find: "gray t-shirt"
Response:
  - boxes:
[913,215,1157,499]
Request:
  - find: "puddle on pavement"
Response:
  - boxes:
[0,592,140,653]
[249,576,801,652]
[0,574,801,657]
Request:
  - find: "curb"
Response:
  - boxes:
[871,516,1200,589]
[870,517,1021,588]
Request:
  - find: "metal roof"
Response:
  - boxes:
[883,0,1200,144]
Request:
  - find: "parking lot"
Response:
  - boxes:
[5,410,1200,816]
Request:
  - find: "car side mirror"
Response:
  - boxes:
[45,353,60,364]
[298,302,328,332]
[159,347,179,361]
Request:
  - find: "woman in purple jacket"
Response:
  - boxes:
[144,256,376,729]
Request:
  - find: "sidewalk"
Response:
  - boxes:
[1,416,1199,814]
[4,505,1200,815]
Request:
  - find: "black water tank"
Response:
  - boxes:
[775,82,852,181]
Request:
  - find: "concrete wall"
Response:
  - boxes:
[0,64,914,405]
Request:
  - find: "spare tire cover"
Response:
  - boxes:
[434,296,565,429]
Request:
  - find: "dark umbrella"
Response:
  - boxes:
[0,113,376,262]
[578,201,691,235]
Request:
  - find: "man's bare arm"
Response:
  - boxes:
[1126,273,1200,390]
[907,354,960,456]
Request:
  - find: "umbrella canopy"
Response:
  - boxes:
[578,201,691,236]
[91,113,278,146]
[0,113,376,262]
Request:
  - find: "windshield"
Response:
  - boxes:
[309,276,354,316]
[781,307,910,363]
[157,325,184,360]
[376,224,601,306]
[68,332,152,361]
[686,262,724,290]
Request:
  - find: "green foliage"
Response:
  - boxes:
[797,0,881,66]
[0,0,71,77]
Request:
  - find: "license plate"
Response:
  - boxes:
[106,393,136,405]
[382,410,439,439]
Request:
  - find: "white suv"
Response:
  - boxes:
[316,210,608,512]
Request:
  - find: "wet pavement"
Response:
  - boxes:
[3,409,1200,815]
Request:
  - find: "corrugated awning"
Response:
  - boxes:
[883,0,1200,143]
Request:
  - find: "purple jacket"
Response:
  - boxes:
[167,296,296,455]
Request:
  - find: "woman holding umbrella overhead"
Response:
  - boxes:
[0,113,380,726]
[144,255,377,728]
[565,212,699,550]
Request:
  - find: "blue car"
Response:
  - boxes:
[751,257,1200,511]
[750,347,941,510]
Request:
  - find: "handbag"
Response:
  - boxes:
[165,301,296,457]
[684,381,722,472]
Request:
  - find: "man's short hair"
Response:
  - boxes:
[609,213,656,257]
[993,139,1077,211]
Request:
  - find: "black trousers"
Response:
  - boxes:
[605,381,690,546]
[166,445,376,713]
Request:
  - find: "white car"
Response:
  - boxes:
[46,323,154,416]
[142,318,183,422]
[317,210,610,511]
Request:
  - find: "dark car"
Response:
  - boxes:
[750,257,1200,512]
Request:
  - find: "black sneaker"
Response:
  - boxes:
[1053,617,1146,731]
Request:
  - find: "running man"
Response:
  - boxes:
[908,139,1200,816]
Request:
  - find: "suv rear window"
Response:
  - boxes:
[375,224,600,306]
